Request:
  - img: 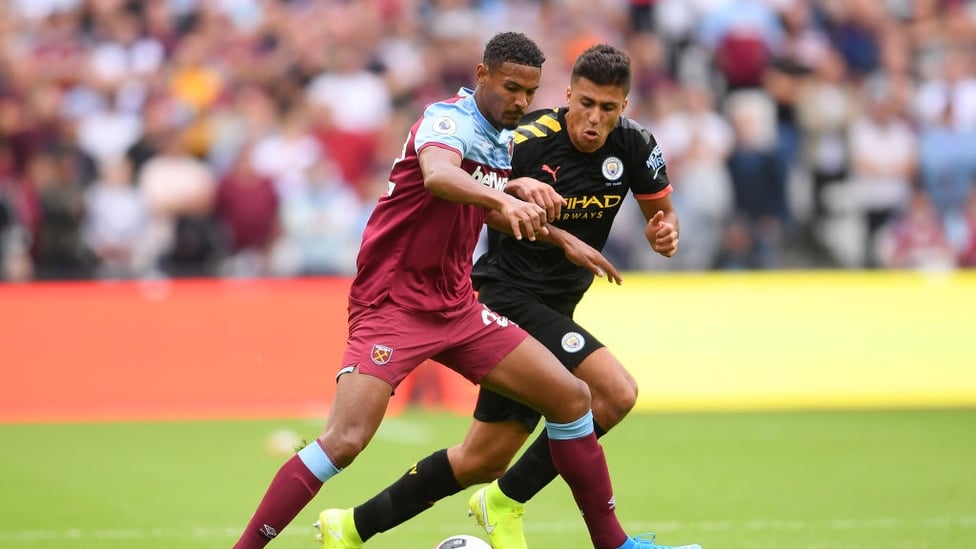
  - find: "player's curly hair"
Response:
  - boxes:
[483,32,545,70]
[572,44,631,93]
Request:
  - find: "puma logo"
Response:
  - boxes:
[541,164,561,182]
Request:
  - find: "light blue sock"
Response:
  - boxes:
[297,441,342,482]
[616,536,637,549]
[545,409,595,440]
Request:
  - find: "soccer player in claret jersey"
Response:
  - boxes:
[233,33,664,549]
[316,45,702,549]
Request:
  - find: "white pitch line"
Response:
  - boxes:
[1,516,973,542]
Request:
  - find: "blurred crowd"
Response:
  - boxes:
[1,0,976,283]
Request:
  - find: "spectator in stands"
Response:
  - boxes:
[820,0,885,78]
[724,89,789,269]
[698,0,784,91]
[846,81,918,268]
[214,144,280,278]
[763,1,830,168]
[272,157,366,277]
[795,47,859,264]
[138,130,218,278]
[875,188,955,271]
[918,98,976,223]
[251,103,323,199]
[957,189,976,268]
[306,45,392,196]
[652,84,734,270]
[27,151,95,280]
[83,156,150,279]
[915,47,976,132]
[0,160,33,282]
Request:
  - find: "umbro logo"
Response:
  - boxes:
[260,524,278,539]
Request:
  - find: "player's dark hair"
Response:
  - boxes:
[572,44,631,93]
[483,32,545,70]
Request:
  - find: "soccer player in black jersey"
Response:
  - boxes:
[317,44,698,549]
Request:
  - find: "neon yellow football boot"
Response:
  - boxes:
[467,480,526,549]
[314,508,363,549]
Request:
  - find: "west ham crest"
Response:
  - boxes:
[371,344,394,365]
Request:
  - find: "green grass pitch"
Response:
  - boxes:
[2,409,974,548]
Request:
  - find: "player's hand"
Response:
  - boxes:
[499,195,549,241]
[562,235,622,285]
[504,177,566,222]
[646,210,678,257]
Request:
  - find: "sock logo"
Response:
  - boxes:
[608,496,616,510]
[260,524,278,539]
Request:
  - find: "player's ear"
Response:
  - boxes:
[621,96,628,113]
[475,63,490,87]
[565,85,572,104]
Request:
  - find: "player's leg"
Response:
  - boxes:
[457,393,539,549]
[235,301,427,549]
[466,347,633,547]
[480,335,635,549]
[315,300,539,546]
[485,340,703,549]
[496,347,637,503]
[472,291,638,504]
[234,370,392,549]
[330,418,530,545]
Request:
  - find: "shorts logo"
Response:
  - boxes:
[371,344,394,365]
[601,156,623,180]
[561,332,585,353]
[481,305,511,327]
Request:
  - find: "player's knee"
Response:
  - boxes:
[317,432,368,468]
[558,377,593,420]
[462,456,507,485]
[450,445,508,486]
[594,377,638,429]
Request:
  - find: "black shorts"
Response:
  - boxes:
[473,281,604,433]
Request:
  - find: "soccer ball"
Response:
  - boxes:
[434,534,492,549]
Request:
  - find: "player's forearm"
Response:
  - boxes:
[424,167,509,211]
[534,223,571,248]
[486,212,567,248]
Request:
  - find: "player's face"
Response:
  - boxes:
[564,77,628,153]
[475,62,541,130]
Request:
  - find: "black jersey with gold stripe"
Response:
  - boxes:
[472,107,670,303]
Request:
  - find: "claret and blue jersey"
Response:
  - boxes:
[350,88,515,312]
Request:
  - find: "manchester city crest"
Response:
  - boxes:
[561,332,585,353]
[601,156,623,180]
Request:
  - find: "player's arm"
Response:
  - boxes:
[419,146,548,241]
[638,194,679,258]
[502,176,566,222]
[485,212,622,284]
